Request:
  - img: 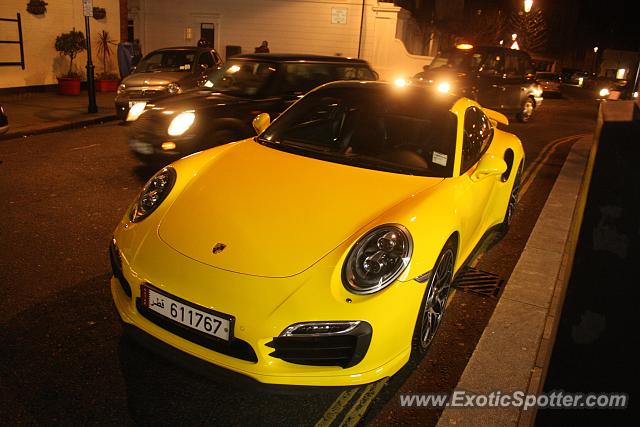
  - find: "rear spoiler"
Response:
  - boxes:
[483,108,509,126]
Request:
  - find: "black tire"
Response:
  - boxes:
[516,97,535,123]
[411,238,457,357]
[501,161,523,232]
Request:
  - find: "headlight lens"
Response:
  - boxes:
[342,224,413,294]
[130,167,176,223]
[437,81,451,93]
[168,112,195,136]
[117,83,126,95]
[599,88,610,97]
[126,101,147,122]
[167,82,181,95]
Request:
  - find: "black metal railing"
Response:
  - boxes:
[0,13,25,69]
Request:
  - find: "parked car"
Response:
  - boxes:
[110,80,525,386]
[127,53,377,165]
[590,77,630,100]
[412,45,542,122]
[536,72,562,97]
[0,105,7,134]
[115,46,222,120]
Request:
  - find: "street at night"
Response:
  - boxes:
[1,88,602,425]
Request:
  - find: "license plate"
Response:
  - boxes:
[141,285,233,341]
[129,139,154,155]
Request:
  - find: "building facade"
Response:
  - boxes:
[0,0,121,89]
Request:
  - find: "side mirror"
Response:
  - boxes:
[471,154,507,181]
[252,112,270,135]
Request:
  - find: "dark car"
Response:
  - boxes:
[412,45,543,122]
[115,46,222,120]
[0,105,8,135]
[536,72,562,97]
[127,53,377,165]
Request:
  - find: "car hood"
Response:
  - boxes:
[158,141,443,278]
[146,90,251,111]
[123,71,189,87]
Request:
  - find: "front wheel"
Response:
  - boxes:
[516,97,535,123]
[411,238,456,357]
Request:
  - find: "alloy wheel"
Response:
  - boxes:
[419,248,454,349]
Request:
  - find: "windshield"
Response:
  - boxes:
[259,86,457,177]
[537,72,559,80]
[136,50,196,72]
[202,61,277,96]
[429,50,485,72]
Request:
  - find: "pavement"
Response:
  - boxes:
[0,90,117,140]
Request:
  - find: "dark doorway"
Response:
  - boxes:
[200,23,215,47]
[127,19,134,42]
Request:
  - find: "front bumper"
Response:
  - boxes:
[109,226,424,386]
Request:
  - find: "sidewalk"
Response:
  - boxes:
[0,90,117,140]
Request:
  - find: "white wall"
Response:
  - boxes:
[128,0,430,81]
[0,0,120,88]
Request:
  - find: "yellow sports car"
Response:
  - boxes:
[110,81,524,386]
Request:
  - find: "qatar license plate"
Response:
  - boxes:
[141,285,232,341]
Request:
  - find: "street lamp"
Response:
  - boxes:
[524,0,533,13]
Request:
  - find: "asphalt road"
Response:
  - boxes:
[0,87,597,426]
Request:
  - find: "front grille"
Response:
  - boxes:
[135,298,258,363]
[109,240,132,297]
[126,89,164,98]
[266,322,372,368]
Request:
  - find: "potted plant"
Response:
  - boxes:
[95,30,119,92]
[26,0,47,15]
[92,7,106,20]
[54,30,86,95]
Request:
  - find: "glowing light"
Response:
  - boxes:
[524,0,533,13]
[126,102,147,122]
[512,33,518,41]
[599,88,610,97]
[227,65,241,73]
[510,41,520,50]
[593,46,599,53]
[616,68,626,79]
[394,78,408,87]
[578,77,584,86]
[437,82,451,93]
[633,92,638,99]
[168,112,196,136]
[456,43,474,50]
[161,142,176,151]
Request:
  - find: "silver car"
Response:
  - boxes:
[115,46,222,120]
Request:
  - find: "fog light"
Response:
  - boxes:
[161,142,176,151]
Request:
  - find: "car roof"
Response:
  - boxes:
[311,80,458,109]
[444,46,531,57]
[148,46,216,53]
[231,53,370,64]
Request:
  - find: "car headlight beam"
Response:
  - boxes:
[168,112,196,136]
[130,167,176,223]
[437,81,451,93]
[342,224,412,294]
[599,88,610,97]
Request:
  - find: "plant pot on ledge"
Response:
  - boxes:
[57,76,81,95]
[96,74,120,92]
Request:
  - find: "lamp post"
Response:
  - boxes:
[593,46,599,76]
[82,0,97,113]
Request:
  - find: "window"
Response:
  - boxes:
[479,54,504,76]
[461,107,493,173]
[198,52,215,69]
[281,63,375,95]
[505,54,521,78]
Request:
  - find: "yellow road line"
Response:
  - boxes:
[339,379,388,427]
[315,387,360,427]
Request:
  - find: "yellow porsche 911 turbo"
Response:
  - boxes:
[110,80,524,386]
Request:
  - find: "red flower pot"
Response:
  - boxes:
[96,79,119,92]
[57,77,81,95]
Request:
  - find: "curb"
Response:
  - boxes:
[0,114,118,141]
[435,134,595,426]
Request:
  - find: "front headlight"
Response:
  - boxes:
[130,167,176,223]
[168,111,195,136]
[167,82,181,95]
[437,81,451,93]
[342,224,413,294]
[117,83,126,95]
[599,88,610,97]
[126,101,147,122]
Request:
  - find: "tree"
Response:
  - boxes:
[509,9,548,54]
[55,30,86,77]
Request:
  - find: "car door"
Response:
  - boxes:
[458,107,498,249]
[476,52,505,109]
[503,52,526,109]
